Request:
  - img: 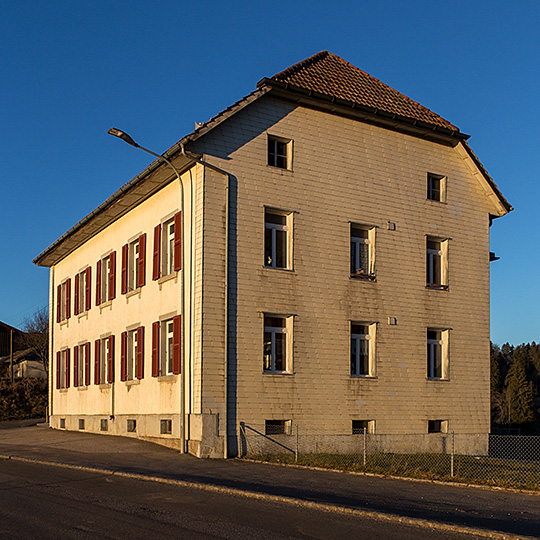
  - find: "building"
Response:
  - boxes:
[34,51,511,457]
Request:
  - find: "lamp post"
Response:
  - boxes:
[108,128,187,454]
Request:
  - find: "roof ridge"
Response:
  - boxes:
[270,50,329,81]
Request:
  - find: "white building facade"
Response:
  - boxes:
[34,52,511,457]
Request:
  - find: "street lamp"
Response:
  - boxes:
[108,127,186,454]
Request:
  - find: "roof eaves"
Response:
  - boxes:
[33,86,271,268]
[259,78,469,143]
[461,141,513,215]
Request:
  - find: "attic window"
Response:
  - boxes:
[427,173,446,203]
[268,135,292,170]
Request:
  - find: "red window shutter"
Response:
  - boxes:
[94,339,101,385]
[136,326,144,379]
[65,348,70,388]
[152,321,160,377]
[85,267,91,311]
[56,351,61,389]
[109,252,116,300]
[121,244,128,295]
[153,224,161,281]
[56,285,61,322]
[172,315,181,374]
[85,342,91,386]
[107,335,115,383]
[66,278,71,319]
[120,332,127,381]
[73,346,79,387]
[173,211,182,271]
[96,260,102,306]
[138,234,146,288]
[74,274,80,316]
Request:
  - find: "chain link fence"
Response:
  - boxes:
[238,423,540,490]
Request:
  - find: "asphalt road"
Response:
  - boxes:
[0,459,485,540]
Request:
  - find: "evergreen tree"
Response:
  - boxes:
[505,357,535,425]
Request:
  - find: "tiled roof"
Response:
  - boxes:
[265,51,459,132]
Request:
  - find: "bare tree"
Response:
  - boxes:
[21,307,49,374]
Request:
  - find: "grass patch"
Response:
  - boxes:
[249,452,540,491]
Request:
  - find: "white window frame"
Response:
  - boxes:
[427,328,449,380]
[58,280,69,322]
[126,328,139,381]
[77,343,86,386]
[161,318,175,376]
[264,208,293,270]
[267,135,292,170]
[76,269,87,314]
[99,337,109,384]
[162,217,175,277]
[426,236,448,288]
[100,254,111,303]
[58,349,68,388]
[263,314,293,373]
[350,322,376,377]
[128,238,140,292]
[350,224,376,279]
[427,173,447,203]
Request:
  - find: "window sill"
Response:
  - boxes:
[266,164,294,173]
[59,319,69,327]
[125,379,140,386]
[98,383,111,390]
[426,199,448,205]
[157,374,176,382]
[350,274,377,282]
[76,386,88,391]
[426,377,450,382]
[262,265,295,273]
[263,371,294,376]
[77,311,89,320]
[126,288,141,299]
[99,300,113,312]
[58,388,68,393]
[158,272,178,286]
[426,285,449,291]
[350,375,377,379]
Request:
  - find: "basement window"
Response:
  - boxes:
[100,419,108,432]
[127,419,137,433]
[160,419,172,435]
[428,420,448,433]
[352,420,375,434]
[78,419,85,430]
[265,420,292,435]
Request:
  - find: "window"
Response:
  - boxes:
[428,420,448,433]
[59,418,66,429]
[427,173,446,202]
[268,135,292,169]
[153,213,182,280]
[427,329,449,380]
[122,234,146,293]
[426,236,448,288]
[152,317,181,376]
[263,315,292,373]
[56,279,71,323]
[78,419,85,430]
[160,419,172,434]
[96,252,116,305]
[352,420,375,434]
[350,224,375,279]
[56,349,70,389]
[95,335,114,384]
[73,343,90,387]
[74,268,91,315]
[264,209,292,269]
[100,419,108,432]
[121,326,144,381]
[351,323,376,376]
[127,419,137,433]
[265,420,292,435]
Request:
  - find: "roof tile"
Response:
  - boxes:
[268,51,458,132]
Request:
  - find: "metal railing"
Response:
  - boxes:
[238,423,540,490]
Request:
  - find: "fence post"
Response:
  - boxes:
[295,424,299,463]
[363,427,367,466]
[451,431,454,477]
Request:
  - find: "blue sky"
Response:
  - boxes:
[0,0,538,346]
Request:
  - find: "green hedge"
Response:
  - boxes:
[0,379,47,421]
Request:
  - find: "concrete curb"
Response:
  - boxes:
[0,453,535,540]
